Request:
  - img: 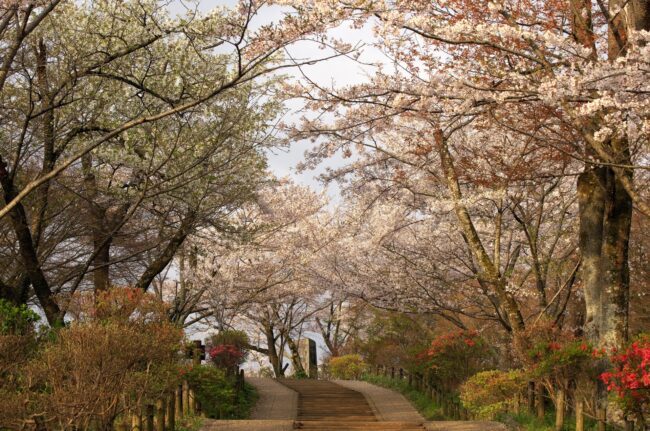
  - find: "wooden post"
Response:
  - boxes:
[399,368,404,379]
[145,404,154,431]
[536,383,545,419]
[528,381,535,414]
[154,399,165,431]
[391,366,395,379]
[597,405,606,431]
[192,339,203,367]
[182,380,190,416]
[175,385,182,419]
[167,395,176,431]
[132,412,143,431]
[189,388,196,414]
[115,417,129,431]
[575,399,584,431]
[555,388,565,431]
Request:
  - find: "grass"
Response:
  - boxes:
[176,414,204,431]
[497,410,613,431]
[362,373,445,420]
[361,375,614,431]
[236,381,259,419]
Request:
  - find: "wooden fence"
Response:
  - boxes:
[112,339,245,431]
[370,364,471,421]
[370,365,628,431]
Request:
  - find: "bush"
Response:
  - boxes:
[601,334,650,423]
[0,299,40,335]
[416,330,493,392]
[184,365,256,419]
[460,369,525,419]
[209,344,246,370]
[208,330,249,373]
[329,354,369,379]
[209,329,249,351]
[0,288,183,430]
[0,300,40,428]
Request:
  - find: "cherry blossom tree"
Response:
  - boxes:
[275,0,650,352]
[0,0,343,326]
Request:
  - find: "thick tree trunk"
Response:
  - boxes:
[578,166,632,348]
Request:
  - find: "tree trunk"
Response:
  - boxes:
[0,160,61,326]
[135,210,196,291]
[264,323,284,377]
[286,335,306,376]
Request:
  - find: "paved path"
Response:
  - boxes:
[334,379,424,422]
[249,377,298,420]
[200,377,296,431]
[277,379,425,430]
[200,378,507,431]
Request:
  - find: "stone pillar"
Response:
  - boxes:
[298,338,318,379]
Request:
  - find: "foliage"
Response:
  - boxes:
[183,365,256,419]
[0,299,40,335]
[363,374,444,420]
[460,370,525,419]
[601,334,650,422]
[208,344,246,370]
[328,354,369,380]
[351,311,436,370]
[416,330,493,392]
[0,300,41,428]
[175,415,205,431]
[526,339,594,383]
[209,330,250,352]
[497,411,601,431]
[0,288,182,430]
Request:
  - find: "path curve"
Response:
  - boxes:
[200,377,296,431]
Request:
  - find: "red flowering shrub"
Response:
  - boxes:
[209,344,245,370]
[416,330,493,392]
[527,339,594,382]
[601,334,650,420]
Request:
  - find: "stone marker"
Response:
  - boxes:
[298,338,318,379]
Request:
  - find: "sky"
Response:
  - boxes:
[169,0,385,202]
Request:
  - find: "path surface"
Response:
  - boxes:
[277,379,425,431]
[249,377,298,420]
[333,379,425,422]
[200,377,507,431]
[200,377,296,431]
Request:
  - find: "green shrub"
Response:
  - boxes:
[184,365,257,419]
[460,369,525,419]
[329,354,369,379]
[0,299,39,335]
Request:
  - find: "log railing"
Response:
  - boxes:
[370,364,470,421]
[370,365,629,430]
[113,339,246,431]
